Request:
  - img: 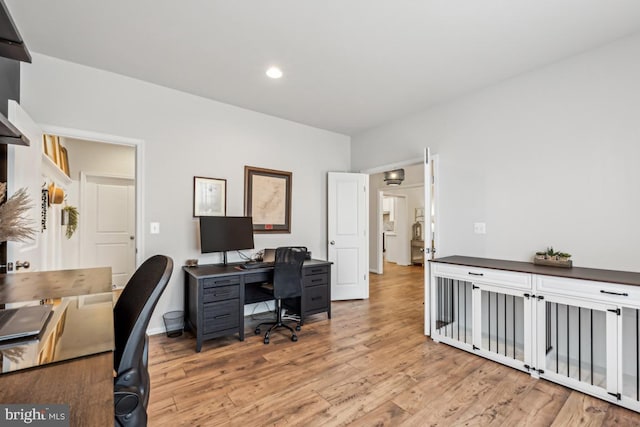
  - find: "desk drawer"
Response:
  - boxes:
[203,285,239,303]
[244,272,270,284]
[432,263,531,290]
[535,275,640,306]
[304,265,329,276]
[203,300,239,333]
[304,273,328,288]
[203,276,240,288]
[304,284,329,312]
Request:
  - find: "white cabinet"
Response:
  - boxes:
[431,263,533,372]
[535,274,640,412]
[430,257,640,414]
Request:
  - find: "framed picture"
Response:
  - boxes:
[59,146,70,177]
[244,166,292,233]
[43,134,59,164]
[193,176,227,217]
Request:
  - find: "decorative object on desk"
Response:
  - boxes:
[47,182,64,205]
[244,166,292,233]
[533,246,572,268]
[61,205,79,239]
[193,176,226,217]
[0,182,36,243]
[185,258,198,267]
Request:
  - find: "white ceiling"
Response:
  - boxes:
[7,1,640,136]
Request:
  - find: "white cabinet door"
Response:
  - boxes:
[431,275,474,349]
[473,283,533,371]
[535,293,618,401]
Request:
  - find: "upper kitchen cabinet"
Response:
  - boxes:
[0,0,31,63]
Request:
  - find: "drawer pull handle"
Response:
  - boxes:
[311,278,323,283]
[216,280,231,285]
[214,291,230,296]
[215,314,231,319]
[600,290,629,297]
[311,296,322,301]
[468,272,484,276]
[311,269,323,274]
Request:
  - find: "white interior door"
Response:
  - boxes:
[6,101,43,273]
[81,174,135,289]
[328,172,369,300]
[424,147,433,335]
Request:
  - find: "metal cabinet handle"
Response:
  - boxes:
[330,240,335,245]
[468,272,483,276]
[600,290,629,297]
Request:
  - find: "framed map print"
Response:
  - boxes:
[244,166,292,233]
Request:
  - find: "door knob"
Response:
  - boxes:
[16,260,30,270]
[129,236,135,240]
[330,240,335,245]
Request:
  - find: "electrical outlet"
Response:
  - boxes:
[473,222,486,234]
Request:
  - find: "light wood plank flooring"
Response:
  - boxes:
[148,262,640,426]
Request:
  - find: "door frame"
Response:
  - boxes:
[40,124,145,268]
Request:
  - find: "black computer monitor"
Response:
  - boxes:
[199,216,254,264]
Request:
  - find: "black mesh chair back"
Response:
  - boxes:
[254,246,306,344]
[273,246,307,300]
[113,255,173,427]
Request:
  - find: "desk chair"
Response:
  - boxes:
[113,255,173,427]
[254,246,307,344]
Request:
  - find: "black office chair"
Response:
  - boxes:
[254,246,307,344]
[113,255,173,427]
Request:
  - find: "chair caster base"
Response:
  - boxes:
[291,335,298,342]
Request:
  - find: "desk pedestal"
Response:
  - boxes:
[183,260,331,352]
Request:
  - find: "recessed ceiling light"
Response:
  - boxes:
[266,66,283,79]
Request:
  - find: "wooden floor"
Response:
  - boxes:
[148,262,640,426]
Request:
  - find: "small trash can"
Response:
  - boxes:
[163,311,184,338]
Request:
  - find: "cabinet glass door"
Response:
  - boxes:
[433,277,473,346]
[621,307,640,410]
[476,286,528,366]
[537,295,617,398]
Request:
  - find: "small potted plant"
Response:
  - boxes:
[533,247,572,267]
[61,205,79,239]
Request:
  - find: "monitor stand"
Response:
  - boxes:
[222,251,228,266]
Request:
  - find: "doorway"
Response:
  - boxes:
[42,127,143,289]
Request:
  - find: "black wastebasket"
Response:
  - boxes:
[163,311,184,338]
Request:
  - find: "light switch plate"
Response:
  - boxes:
[473,222,486,234]
[150,222,160,234]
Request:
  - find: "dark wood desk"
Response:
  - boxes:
[184,260,332,352]
[0,268,114,426]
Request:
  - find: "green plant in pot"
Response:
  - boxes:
[62,205,79,239]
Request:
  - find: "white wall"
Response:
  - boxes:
[62,137,135,180]
[352,33,640,272]
[21,53,350,331]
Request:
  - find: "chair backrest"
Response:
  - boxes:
[113,255,173,375]
[273,247,307,299]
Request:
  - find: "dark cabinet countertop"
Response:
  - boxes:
[430,255,640,287]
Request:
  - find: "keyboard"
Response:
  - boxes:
[240,262,272,270]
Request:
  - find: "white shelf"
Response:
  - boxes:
[42,152,72,186]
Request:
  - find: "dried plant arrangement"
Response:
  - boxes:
[0,182,36,243]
